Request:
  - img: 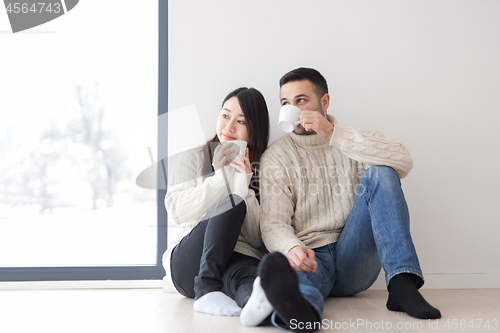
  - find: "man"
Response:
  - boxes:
[240,67,440,332]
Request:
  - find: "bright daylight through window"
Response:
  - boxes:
[0,1,159,268]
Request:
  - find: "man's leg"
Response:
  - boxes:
[259,247,335,332]
[330,165,440,319]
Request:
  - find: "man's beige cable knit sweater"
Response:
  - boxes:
[260,115,413,255]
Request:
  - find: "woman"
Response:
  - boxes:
[163,87,270,316]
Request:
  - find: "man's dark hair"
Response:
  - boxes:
[279,67,328,99]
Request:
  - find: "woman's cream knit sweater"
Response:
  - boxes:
[162,146,264,279]
[259,115,413,255]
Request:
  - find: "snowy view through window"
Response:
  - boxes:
[0,1,158,267]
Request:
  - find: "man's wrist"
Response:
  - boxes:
[287,245,299,254]
[328,124,335,141]
[286,244,304,255]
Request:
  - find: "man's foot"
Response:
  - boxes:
[193,291,241,316]
[386,273,441,319]
[240,277,273,326]
[259,252,319,333]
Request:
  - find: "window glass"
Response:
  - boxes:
[0,0,158,267]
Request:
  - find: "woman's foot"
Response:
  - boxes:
[386,273,441,319]
[193,291,241,316]
[240,277,273,326]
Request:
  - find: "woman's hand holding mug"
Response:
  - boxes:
[230,147,252,174]
[213,142,235,169]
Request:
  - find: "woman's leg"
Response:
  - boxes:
[170,218,209,298]
[169,194,247,314]
[194,194,247,299]
[221,252,260,307]
[227,252,276,327]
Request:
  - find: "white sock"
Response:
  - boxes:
[193,291,241,316]
[240,277,273,326]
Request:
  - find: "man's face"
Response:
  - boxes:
[280,80,327,135]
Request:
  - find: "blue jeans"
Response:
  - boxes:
[271,166,424,328]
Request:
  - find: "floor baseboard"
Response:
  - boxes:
[162,273,500,292]
[0,280,163,290]
[2,274,497,291]
[368,273,500,290]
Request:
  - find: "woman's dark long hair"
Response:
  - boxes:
[205,87,270,201]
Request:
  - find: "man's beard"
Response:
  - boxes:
[294,126,316,135]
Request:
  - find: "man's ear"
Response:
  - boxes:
[321,93,330,113]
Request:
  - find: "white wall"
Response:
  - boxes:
[168,0,500,285]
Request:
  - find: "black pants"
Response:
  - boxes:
[170,194,260,307]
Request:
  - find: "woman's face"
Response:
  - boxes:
[216,96,250,143]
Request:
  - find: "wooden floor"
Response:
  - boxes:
[0,288,499,333]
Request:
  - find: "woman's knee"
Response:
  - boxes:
[216,194,247,214]
[206,194,247,229]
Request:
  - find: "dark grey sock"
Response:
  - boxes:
[259,252,319,333]
[386,273,441,319]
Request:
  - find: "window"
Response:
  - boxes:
[0,0,167,281]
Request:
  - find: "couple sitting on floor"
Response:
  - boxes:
[163,67,441,333]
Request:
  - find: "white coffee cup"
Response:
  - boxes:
[221,140,247,161]
[278,105,302,132]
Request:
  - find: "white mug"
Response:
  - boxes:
[221,140,247,161]
[278,105,302,132]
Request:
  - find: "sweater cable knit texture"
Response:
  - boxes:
[260,115,413,256]
[162,146,263,282]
